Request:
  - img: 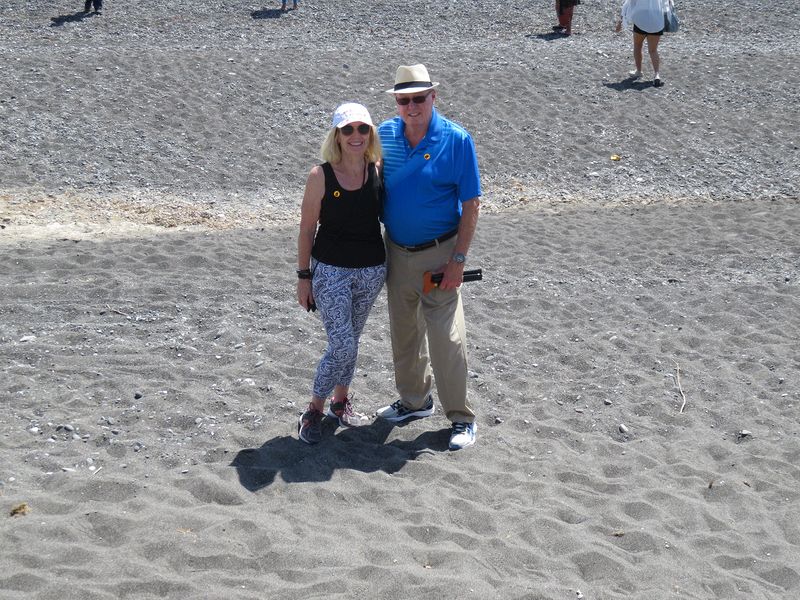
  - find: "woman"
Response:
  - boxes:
[296,102,386,444]
[616,0,674,87]
[553,0,580,36]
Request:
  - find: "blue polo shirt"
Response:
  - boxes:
[378,109,481,247]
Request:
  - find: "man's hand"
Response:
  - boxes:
[437,260,465,291]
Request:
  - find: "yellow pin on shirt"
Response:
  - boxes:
[424,154,431,160]
[333,190,341,198]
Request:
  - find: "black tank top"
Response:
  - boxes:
[311,162,386,268]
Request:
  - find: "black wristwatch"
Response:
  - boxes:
[297,269,312,280]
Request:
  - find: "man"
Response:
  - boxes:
[376,64,481,450]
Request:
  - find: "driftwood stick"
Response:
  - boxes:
[105,304,130,317]
[674,361,687,413]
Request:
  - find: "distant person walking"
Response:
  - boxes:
[616,0,675,87]
[281,0,298,11]
[84,0,102,14]
[553,0,580,36]
[296,102,386,445]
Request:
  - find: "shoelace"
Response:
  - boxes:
[305,406,322,423]
[329,398,351,417]
[452,423,471,434]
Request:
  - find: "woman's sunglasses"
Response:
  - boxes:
[395,92,432,106]
[340,123,371,136]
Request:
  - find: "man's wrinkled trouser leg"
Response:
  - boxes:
[386,235,474,423]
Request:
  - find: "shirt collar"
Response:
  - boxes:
[425,108,443,143]
[397,108,443,146]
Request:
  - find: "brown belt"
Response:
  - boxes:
[397,228,458,252]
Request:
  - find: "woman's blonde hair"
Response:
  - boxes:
[320,125,382,164]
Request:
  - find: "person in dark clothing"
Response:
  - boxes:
[553,0,579,35]
[84,0,102,14]
[295,102,386,444]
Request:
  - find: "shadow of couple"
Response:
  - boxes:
[230,417,452,490]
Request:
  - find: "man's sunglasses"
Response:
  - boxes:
[340,123,371,136]
[395,92,432,106]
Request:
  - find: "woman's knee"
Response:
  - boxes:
[327,336,357,358]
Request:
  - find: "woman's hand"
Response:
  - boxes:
[297,279,314,311]
[296,165,323,311]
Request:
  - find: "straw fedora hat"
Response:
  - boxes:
[385,64,440,94]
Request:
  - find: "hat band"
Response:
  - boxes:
[394,80,433,91]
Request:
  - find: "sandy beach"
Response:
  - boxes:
[1,1,799,598]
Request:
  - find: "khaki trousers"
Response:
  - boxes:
[385,235,475,423]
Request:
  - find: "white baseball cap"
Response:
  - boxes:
[331,102,374,129]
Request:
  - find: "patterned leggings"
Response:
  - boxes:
[311,260,386,399]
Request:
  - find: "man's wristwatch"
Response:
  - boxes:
[452,253,466,264]
[297,269,312,280]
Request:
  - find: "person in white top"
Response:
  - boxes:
[615,0,675,87]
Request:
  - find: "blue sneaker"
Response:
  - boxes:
[375,395,434,422]
[448,422,476,450]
